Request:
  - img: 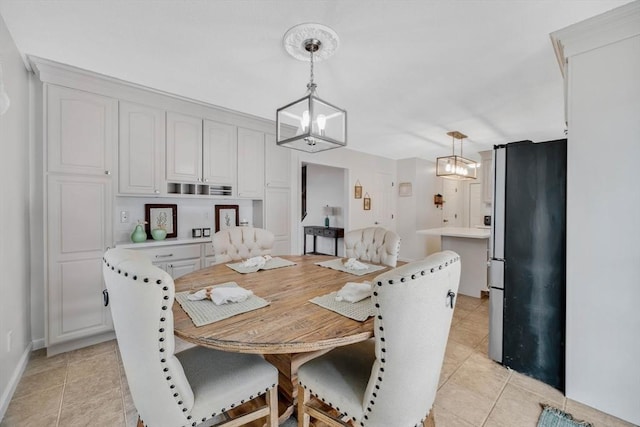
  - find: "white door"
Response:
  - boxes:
[468,182,483,227]
[265,187,291,255]
[373,172,394,228]
[442,179,463,227]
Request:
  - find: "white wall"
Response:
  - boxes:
[301,163,346,256]
[0,15,32,418]
[558,4,640,424]
[396,158,442,261]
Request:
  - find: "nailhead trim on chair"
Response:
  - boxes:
[298,254,460,427]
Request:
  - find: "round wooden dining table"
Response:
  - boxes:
[172,254,389,422]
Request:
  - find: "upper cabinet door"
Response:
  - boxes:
[265,134,291,188]
[47,85,116,175]
[202,120,237,186]
[166,112,203,182]
[119,102,166,195]
[237,127,265,199]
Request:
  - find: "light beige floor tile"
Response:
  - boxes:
[455,295,483,311]
[2,384,63,425]
[59,386,124,427]
[508,371,565,407]
[435,380,496,426]
[433,405,476,427]
[66,350,119,383]
[440,339,476,387]
[448,323,487,348]
[448,353,509,398]
[564,399,637,427]
[0,412,59,427]
[23,351,68,377]
[66,339,117,362]
[457,318,489,336]
[483,383,558,427]
[12,366,67,400]
[63,366,121,403]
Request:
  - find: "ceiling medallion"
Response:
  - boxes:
[276,23,347,153]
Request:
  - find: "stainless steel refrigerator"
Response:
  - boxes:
[488,139,566,391]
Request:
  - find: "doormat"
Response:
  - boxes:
[537,404,593,427]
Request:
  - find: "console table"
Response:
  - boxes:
[303,226,344,256]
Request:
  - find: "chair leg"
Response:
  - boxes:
[297,384,311,427]
[266,387,278,427]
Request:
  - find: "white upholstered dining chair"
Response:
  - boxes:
[296,250,461,427]
[212,227,275,264]
[102,248,279,427]
[344,227,401,267]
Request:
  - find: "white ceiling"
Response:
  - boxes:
[0,0,631,161]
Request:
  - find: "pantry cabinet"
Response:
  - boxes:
[237,127,265,199]
[118,101,165,195]
[203,119,237,186]
[47,85,116,176]
[166,112,203,183]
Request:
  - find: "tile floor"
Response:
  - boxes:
[1,295,635,427]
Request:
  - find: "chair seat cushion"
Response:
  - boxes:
[297,339,376,421]
[176,346,278,423]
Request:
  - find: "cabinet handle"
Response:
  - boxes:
[103,289,109,307]
[105,170,111,175]
[156,253,174,258]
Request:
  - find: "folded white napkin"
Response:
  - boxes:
[240,255,272,268]
[344,258,369,270]
[335,281,372,303]
[187,286,253,305]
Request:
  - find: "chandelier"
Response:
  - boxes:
[276,23,347,153]
[436,131,478,180]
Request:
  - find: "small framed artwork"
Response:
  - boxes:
[354,180,362,199]
[145,204,177,238]
[363,193,371,210]
[215,205,239,232]
[399,182,412,197]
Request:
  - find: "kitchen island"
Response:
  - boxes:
[417,227,490,297]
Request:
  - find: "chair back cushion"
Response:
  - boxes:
[212,227,275,264]
[103,248,195,427]
[344,227,401,267]
[363,250,461,426]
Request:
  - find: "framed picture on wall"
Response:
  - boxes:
[215,205,239,232]
[145,204,177,238]
[363,194,371,210]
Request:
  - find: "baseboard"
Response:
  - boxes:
[0,342,33,421]
[31,338,45,351]
[46,331,116,357]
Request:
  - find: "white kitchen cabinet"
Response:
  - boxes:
[118,101,165,195]
[129,243,202,279]
[237,127,265,199]
[265,133,291,188]
[203,120,237,186]
[166,112,203,183]
[265,187,291,255]
[47,85,116,176]
[47,174,113,347]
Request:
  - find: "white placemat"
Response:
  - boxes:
[309,292,375,322]
[314,258,387,276]
[226,256,297,274]
[175,282,270,327]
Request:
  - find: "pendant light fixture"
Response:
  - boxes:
[436,131,478,180]
[276,23,347,153]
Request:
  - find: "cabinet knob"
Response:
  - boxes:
[105,170,111,175]
[154,190,160,194]
[203,178,208,182]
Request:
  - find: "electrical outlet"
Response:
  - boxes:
[7,330,12,352]
[120,211,129,223]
